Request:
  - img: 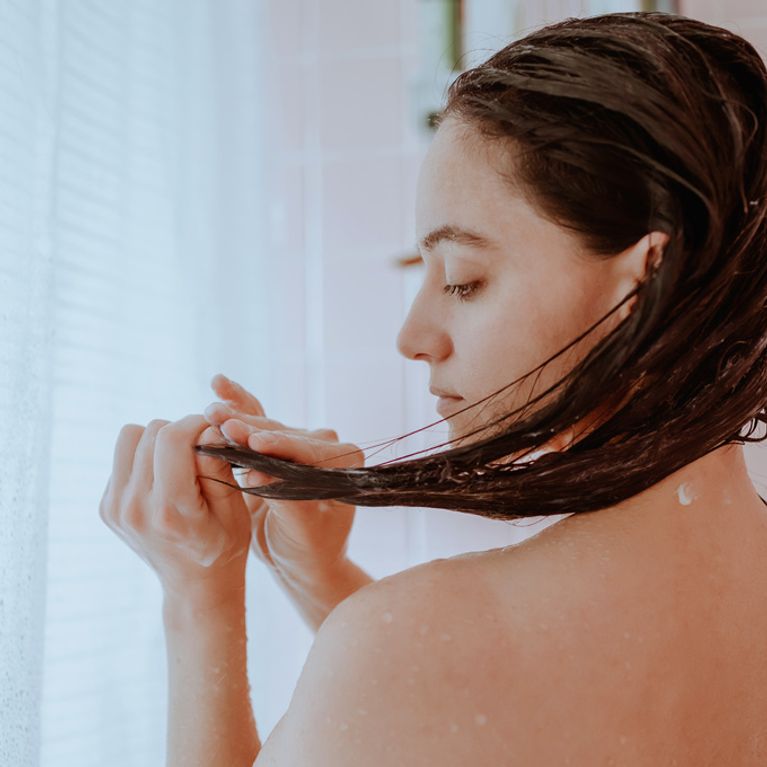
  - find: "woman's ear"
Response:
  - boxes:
[615,230,669,322]
[644,230,669,274]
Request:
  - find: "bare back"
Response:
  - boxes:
[421,501,767,765]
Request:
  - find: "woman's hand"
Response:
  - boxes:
[99,414,253,602]
[203,374,365,579]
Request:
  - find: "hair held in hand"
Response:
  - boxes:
[196,12,767,521]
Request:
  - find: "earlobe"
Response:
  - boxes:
[616,230,669,323]
[645,230,669,275]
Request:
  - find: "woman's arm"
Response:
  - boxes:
[268,555,376,633]
[162,556,372,767]
[163,584,260,767]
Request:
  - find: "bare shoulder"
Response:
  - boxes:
[255,556,527,766]
[257,530,765,767]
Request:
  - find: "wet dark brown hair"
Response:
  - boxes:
[196,11,767,520]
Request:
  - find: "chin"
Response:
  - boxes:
[445,422,475,449]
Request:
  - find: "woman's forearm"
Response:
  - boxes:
[163,585,260,767]
[271,556,376,634]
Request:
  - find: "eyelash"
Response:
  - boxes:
[443,281,483,302]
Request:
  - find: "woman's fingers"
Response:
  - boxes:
[204,403,289,433]
[151,414,212,519]
[246,429,365,470]
[111,424,144,493]
[210,374,266,417]
[219,418,251,445]
[126,419,170,494]
[205,403,342,447]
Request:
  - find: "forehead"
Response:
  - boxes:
[414,119,590,262]
[417,119,508,197]
[415,120,525,246]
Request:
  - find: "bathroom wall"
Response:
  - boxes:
[682,0,767,53]
[260,0,566,581]
[261,0,426,579]
[259,0,767,582]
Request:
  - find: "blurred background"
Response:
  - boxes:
[2,0,767,765]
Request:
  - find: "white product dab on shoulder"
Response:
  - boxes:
[676,482,696,506]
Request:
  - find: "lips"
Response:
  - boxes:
[435,395,463,417]
[429,387,461,398]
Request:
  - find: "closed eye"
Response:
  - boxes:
[443,280,483,301]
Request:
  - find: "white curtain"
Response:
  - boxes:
[0,1,292,764]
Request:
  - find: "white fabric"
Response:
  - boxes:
[0,1,283,764]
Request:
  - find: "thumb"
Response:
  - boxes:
[194,424,245,503]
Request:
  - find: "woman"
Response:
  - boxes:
[100,11,767,766]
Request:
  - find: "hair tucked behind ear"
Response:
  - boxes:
[196,11,767,521]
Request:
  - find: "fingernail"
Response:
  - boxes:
[204,402,231,419]
[216,423,238,444]
[222,432,239,446]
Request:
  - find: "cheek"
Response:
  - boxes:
[453,304,533,401]
[455,286,588,411]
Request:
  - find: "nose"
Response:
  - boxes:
[396,288,452,362]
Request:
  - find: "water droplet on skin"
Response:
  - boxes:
[339,721,349,732]
[619,734,628,745]
[407,677,415,685]
[449,722,459,733]
[440,632,452,641]
[623,631,631,640]
[382,611,393,623]
[676,482,695,506]
[356,707,368,716]
[475,713,488,726]
[419,623,429,635]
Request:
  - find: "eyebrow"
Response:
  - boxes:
[417,224,497,253]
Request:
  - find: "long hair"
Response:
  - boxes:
[196,11,767,521]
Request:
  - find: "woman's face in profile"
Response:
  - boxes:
[396,117,641,446]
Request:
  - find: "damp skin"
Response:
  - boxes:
[676,482,696,506]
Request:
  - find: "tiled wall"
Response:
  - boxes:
[262,0,426,578]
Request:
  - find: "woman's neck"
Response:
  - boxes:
[551,442,767,551]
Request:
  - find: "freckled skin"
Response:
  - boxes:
[380,115,767,763]
[396,117,668,449]
[346,472,767,765]
[255,118,767,766]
